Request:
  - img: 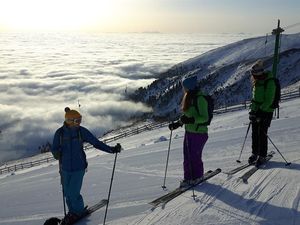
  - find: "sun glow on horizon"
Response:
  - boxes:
[0,0,119,32]
[1,0,299,34]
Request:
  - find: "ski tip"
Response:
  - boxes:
[236,160,241,163]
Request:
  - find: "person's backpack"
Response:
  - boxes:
[264,78,281,109]
[193,94,214,126]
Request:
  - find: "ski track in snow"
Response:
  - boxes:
[127,161,300,225]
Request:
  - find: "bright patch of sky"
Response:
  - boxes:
[0,0,299,33]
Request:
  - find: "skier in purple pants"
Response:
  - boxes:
[169,75,210,187]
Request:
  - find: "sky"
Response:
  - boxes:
[0,0,300,33]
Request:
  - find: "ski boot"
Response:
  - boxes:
[60,212,80,225]
[255,156,267,167]
[248,154,258,164]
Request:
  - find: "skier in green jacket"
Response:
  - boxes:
[168,75,209,187]
[248,60,276,166]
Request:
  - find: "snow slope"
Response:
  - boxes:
[0,98,299,225]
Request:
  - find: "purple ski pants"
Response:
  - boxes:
[183,131,208,180]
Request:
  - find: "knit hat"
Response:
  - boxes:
[182,75,198,91]
[251,60,265,76]
[64,107,82,126]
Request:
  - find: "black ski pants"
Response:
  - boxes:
[252,112,273,157]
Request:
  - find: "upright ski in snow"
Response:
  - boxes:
[240,151,275,183]
[44,199,108,225]
[149,168,221,208]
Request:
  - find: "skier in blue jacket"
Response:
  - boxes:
[51,107,121,224]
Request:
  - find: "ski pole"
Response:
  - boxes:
[236,122,251,163]
[266,133,291,166]
[103,145,120,225]
[59,158,67,217]
[162,129,173,189]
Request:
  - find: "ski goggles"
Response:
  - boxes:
[65,117,82,124]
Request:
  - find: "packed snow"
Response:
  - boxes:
[0,97,299,225]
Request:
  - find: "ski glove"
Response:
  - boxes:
[180,115,195,124]
[111,143,122,153]
[256,109,268,123]
[249,111,257,123]
[249,110,265,123]
[168,120,183,130]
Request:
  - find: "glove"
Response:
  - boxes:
[168,120,183,130]
[256,109,267,123]
[111,143,122,153]
[249,111,257,123]
[180,115,195,124]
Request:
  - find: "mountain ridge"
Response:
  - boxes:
[129,33,300,119]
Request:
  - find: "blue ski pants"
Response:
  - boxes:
[61,170,85,215]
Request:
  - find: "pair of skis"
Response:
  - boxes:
[225,151,275,183]
[149,151,275,209]
[149,168,222,209]
[45,154,274,223]
[44,169,221,224]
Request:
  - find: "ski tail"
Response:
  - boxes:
[149,168,221,208]
[224,162,253,175]
[240,151,275,183]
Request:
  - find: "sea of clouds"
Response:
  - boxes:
[0,32,251,162]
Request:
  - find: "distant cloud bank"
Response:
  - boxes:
[0,32,248,163]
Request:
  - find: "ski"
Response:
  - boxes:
[240,151,275,183]
[224,162,254,175]
[149,168,221,208]
[44,199,108,225]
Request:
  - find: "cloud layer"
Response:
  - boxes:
[0,32,247,163]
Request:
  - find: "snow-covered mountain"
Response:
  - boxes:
[129,33,300,119]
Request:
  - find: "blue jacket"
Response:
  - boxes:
[51,124,113,172]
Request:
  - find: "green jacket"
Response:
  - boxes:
[183,91,209,133]
[250,71,276,113]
